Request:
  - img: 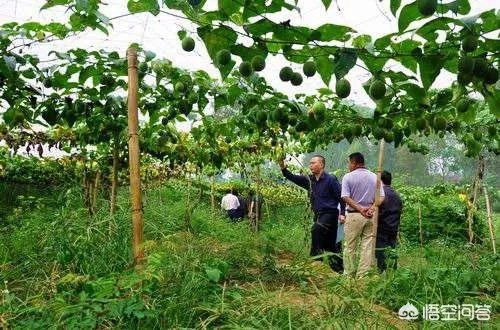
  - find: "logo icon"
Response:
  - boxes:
[399,302,419,320]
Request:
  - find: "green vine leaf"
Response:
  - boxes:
[127,0,160,15]
[75,0,90,12]
[321,0,332,11]
[41,0,72,10]
[436,0,471,15]
[245,19,275,36]
[353,35,371,49]
[479,9,498,33]
[316,24,355,42]
[418,55,445,91]
[416,17,464,41]
[390,0,401,16]
[359,52,388,74]
[485,92,500,118]
[230,44,267,63]
[218,0,241,16]
[398,1,420,32]
[198,26,237,79]
[315,53,334,86]
[242,0,294,21]
[332,49,357,80]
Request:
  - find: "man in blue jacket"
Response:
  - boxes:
[279,155,345,273]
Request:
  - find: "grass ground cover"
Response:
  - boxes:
[0,181,498,328]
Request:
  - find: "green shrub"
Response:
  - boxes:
[397,183,488,244]
[366,243,499,316]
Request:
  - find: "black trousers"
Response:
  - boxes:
[227,209,239,222]
[311,211,343,272]
[375,231,398,272]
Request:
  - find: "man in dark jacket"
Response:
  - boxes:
[376,171,403,272]
[233,190,247,221]
[279,155,345,273]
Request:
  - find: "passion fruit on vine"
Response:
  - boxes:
[303,61,316,77]
[181,37,195,52]
[336,79,351,98]
[417,0,437,16]
[279,66,293,81]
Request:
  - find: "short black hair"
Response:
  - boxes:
[311,154,325,167]
[381,170,392,185]
[348,152,365,165]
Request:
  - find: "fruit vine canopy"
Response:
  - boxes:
[0,0,498,165]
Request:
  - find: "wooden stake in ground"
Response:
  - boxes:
[483,186,496,254]
[127,47,144,265]
[255,164,261,233]
[371,139,385,264]
[184,176,192,230]
[467,155,484,244]
[110,143,119,215]
[418,204,423,249]
[210,175,215,219]
[86,171,94,216]
[92,171,100,213]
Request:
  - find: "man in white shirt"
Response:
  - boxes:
[221,189,240,222]
[341,152,385,279]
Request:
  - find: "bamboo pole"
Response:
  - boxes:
[483,186,496,254]
[110,144,118,215]
[418,204,423,248]
[467,156,484,244]
[92,171,100,213]
[468,180,479,244]
[185,176,192,230]
[265,197,270,223]
[371,139,385,264]
[127,47,144,265]
[82,158,91,216]
[87,174,94,216]
[210,175,215,219]
[255,164,261,233]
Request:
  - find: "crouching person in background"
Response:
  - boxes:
[221,189,240,222]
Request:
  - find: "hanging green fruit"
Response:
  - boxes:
[290,72,303,86]
[239,61,253,77]
[336,79,351,98]
[216,49,231,66]
[302,61,316,77]
[369,80,386,100]
[417,0,437,17]
[461,35,478,53]
[182,37,195,52]
[251,55,266,72]
[279,67,293,81]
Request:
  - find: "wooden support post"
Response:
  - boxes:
[418,204,423,249]
[255,164,261,233]
[127,47,144,265]
[185,176,192,230]
[467,156,484,244]
[210,175,215,219]
[483,186,496,254]
[371,139,385,264]
[110,144,118,215]
[92,171,100,213]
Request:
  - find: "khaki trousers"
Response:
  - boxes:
[343,213,373,278]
